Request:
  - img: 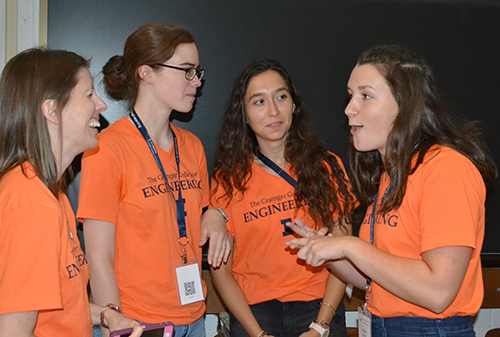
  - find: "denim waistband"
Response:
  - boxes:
[371,314,474,335]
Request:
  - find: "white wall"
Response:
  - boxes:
[0,0,47,72]
[0,0,6,70]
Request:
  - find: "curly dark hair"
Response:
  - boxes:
[349,45,497,212]
[212,59,354,232]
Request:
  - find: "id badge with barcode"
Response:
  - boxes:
[174,258,205,306]
[358,306,372,337]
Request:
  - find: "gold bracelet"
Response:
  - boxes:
[320,302,336,317]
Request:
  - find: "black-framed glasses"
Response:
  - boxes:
[153,64,204,81]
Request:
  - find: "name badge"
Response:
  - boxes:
[174,258,205,306]
[358,306,372,337]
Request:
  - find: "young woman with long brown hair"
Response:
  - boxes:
[288,45,497,337]
[211,59,355,337]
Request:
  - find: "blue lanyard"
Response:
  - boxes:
[255,149,297,188]
[129,110,187,241]
[366,184,389,285]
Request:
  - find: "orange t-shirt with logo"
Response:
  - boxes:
[77,119,208,325]
[359,145,485,318]
[0,163,91,336]
[211,154,348,305]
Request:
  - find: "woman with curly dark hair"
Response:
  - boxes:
[288,45,498,336]
[210,59,355,337]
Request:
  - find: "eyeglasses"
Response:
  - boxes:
[153,64,205,81]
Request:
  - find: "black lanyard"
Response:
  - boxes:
[129,110,187,241]
[255,149,296,188]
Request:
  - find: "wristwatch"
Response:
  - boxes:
[309,321,330,337]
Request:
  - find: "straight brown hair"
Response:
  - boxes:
[0,48,89,197]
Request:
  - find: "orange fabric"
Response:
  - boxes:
[77,119,208,325]
[0,163,91,336]
[359,145,485,318]
[211,154,348,305]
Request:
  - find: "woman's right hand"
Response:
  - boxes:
[285,218,329,238]
[105,309,143,337]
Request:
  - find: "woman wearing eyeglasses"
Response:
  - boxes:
[77,22,229,337]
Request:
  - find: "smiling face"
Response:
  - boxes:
[244,70,295,151]
[61,67,107,158]
[149,42,202,113]
[345,64,399,159]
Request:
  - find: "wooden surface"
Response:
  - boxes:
[203,271,225,314]
[482,268,500,309]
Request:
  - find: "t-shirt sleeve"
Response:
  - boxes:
[419,150,484,254]
[0,204,63,314]
[77,142,122,223]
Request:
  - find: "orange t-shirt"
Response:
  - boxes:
[211,154,348,305]
[0,163,91,336]
[77,119,209,325]
[359,145,485,318]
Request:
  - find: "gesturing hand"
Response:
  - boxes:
[285,218,329,238]
[286,235,348,267]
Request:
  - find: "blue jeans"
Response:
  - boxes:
[371,314,475,337]
[229,298,348,337]
[174,316,205,337]
[93,325,103,337]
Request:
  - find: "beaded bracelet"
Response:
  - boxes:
[314,319,330,328]
[100,303,121,329]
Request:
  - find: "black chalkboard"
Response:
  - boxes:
[48,0,500,256]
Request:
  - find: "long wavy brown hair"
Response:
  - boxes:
[349,45,497,213]
[212,60,354,232]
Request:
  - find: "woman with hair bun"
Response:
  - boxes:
[77,22,229,337]
[287,45,498,336]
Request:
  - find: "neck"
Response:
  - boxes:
[46,122,71,180]
[52,147,74,181]
[256,142,288,174]
[132,99,173,152]
[379,149,387,166]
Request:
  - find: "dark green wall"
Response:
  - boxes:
[48,0,500,254]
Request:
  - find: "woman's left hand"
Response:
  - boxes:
[286,218,329,238]
[200,208,231,268]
